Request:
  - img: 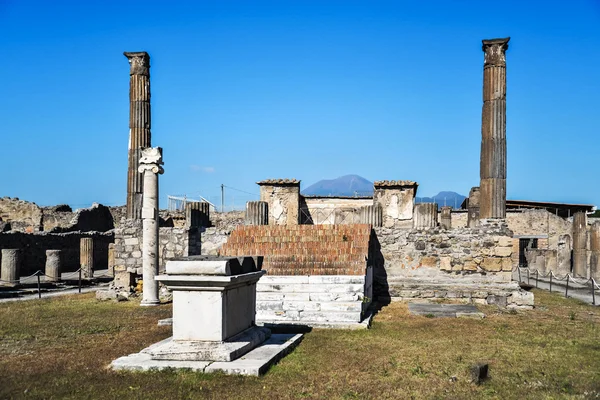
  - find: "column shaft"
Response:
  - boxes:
[590,222,600,280]
[124,52,151,220]
[480,38,509,219]
[1,249,21,285]
[80,238,94,278]
[45,250,61,282]
[572,211,587,277]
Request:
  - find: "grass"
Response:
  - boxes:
[1,290,599,399]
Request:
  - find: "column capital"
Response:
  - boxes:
[124,51,150,76]
[482,37,510,66]
[138,147,164,174]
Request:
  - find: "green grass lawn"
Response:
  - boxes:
[1,290,599,399]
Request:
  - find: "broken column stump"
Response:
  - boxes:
[1,249,21,286]
[80,238,94,278]
[413,203,437,229]
[245,201,268,226]
[360,204,383,227]
[45,249,61,282]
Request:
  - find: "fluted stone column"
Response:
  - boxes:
[124,51,151,220]
[440,206,452,229]
[80,238,94,278]
[480,38,509,219]
[360,204,383,227]
[45,250,61,282]
[245,201,269,225]
[186,202,210,228]
[572,211,587,277]
[1,249,21,286]
[138,147,164,306]
[590,222,600,280]
[413,203,438,229]
[467,187,480,228]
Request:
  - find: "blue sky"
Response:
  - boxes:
[1,0,599,209]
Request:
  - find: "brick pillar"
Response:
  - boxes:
[245,201,269,225]
[80,238,94,278]
[480,38,509,219]
[45,250,61,282]
[413,203,437,229]
[440,206,452,229]
[124,51,151,220]
[572,211,587,278]
[590,222,600,280]
[1,249,21,286]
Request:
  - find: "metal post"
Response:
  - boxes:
[527,269,530,285]
[535,270,538,288]
[565,275,570,298]
[518,267,521,282]
[37,272,41,299]
[221,184,224,213]
[592,278,596,306]
[78,269,82,293]
[549,272,553,292]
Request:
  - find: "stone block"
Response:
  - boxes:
[298,311,361,323]
[463,261,478,271]
[282,301,321,312]
[481,257,502,272]
[486,295,507,307]
[256,301,284,311]
[309,293,359,302]
[508,291,534,306]
[124,238,139,246]
[470,363,489,384]
[319,302,363,312]
[420,256,437,268]
[494,247,512,257]
[307,275,364,284]
[439,257,452,271]
[501,258,513,271]
[497,236,512,247]
[259,276,310,284]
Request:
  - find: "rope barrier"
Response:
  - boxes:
[517,266,598,305]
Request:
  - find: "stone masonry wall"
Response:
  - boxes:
[0,231,113,276]
[259,182,300,225]
[373,220,513,280]
[113,219,201,274]
[0,197,43,232]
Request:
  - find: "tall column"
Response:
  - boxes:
[572,211,587,277]
[45,250,61,282]
[124,51,151,220]
[1,249,21,286]
[590,222,600,280]
[440,206,452,229]
[138,147,164,306]
[80,238,94,278]
[480,38,509,219]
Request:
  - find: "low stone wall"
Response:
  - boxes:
[113,220,201,274]
[0,231,113,276]
[256,271,373,326]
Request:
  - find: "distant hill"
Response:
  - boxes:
[416,191,466,209]
[302,175,466,208]
[302,175,373,197]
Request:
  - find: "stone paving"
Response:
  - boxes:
[408,303,484,318]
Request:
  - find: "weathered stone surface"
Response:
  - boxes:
[80,238,94,278]
[471,363,489,384]
[258,179,300,225]
[45,249,61,282]
[373,181,418,228]
[124,51,151,220]
[245,201,268,226]
[1,249,21,285]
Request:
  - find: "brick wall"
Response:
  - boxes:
[220,224,371,275]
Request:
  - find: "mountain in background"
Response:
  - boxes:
[415,191,466,208]
[302,174,373,197]
[302,175,466,208]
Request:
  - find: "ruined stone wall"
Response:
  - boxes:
[113,219,201,274]
[259,183,300,225]
[0,231,113,276]
[373,182,417,228]
[301,197,372,225]
[506,209,571,248]
[373,221,513,283]
[0,197,43,232]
